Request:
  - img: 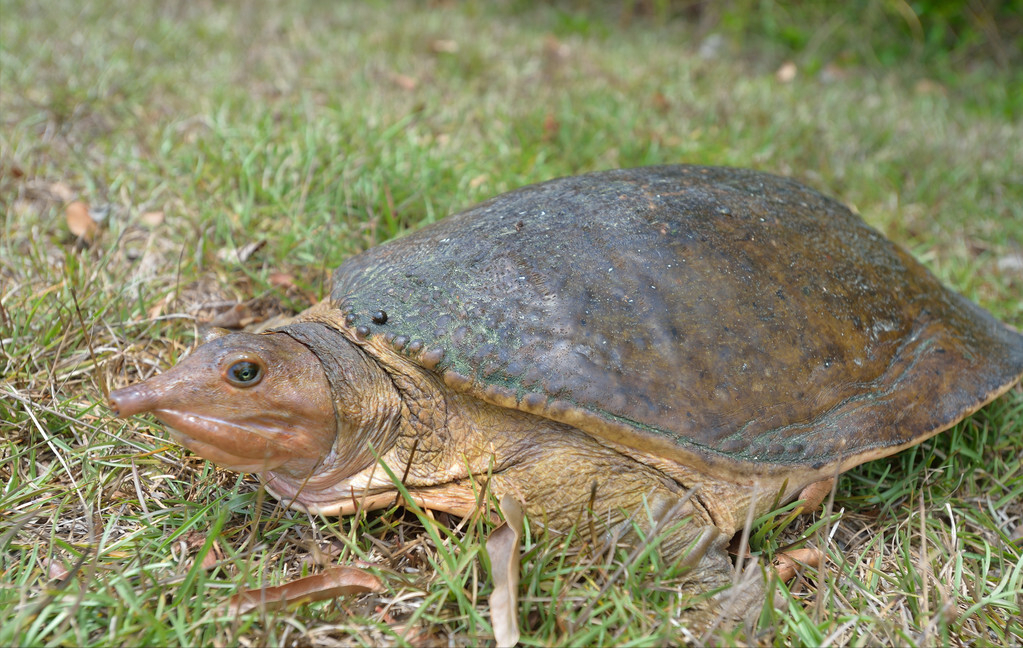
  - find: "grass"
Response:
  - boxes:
[2,0,1021,645]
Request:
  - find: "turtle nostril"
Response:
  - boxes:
[108,384,158,418]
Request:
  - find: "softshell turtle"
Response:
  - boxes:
[110,165,1023,605]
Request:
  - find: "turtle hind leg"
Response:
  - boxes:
[481,423,766,630]
[648,514,767,635]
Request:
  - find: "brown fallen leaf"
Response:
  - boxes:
[487,494,524,648]
[268,272,298,290]
[147,292,175,320]
[140,210,165,226]
[392,73,417,90]
[209,303,254,329]
[726,533,749,557]
[774,547,823,582]
[651,91,670,114]
[177,531,226,572]
[914,78,946,95]
[543,34,569,62]
[49,181,75,202]
[776,61,797,83]
[201,542,225,571]
[228,566,384,615]
[66,201,98,242]
[44,555,71,581]
[542,111,559,142]
[430,39,458,53]
[2,162,25,179]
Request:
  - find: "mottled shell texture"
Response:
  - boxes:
[332,166,1023,475]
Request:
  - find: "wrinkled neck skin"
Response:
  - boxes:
[265,316,552,516]
[265,320,404,503]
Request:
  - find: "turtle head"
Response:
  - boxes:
[109,331,337,477]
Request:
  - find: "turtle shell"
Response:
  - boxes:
[331,166,1023,476]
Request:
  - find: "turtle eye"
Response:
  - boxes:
[225,359,264,387]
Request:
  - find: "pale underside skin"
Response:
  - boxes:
[263,375,1011,530]
[262,422,786,538]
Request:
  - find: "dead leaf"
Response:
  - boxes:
[487,494,524,648]
[268,272,297,290]
[430,39,458,53]
[774,548,823,582]
[776,61,797,83]
[200,542,225,571]
[268,272,319,306]
[140,210,165,226]
[300,539,347,570]
[66,201,98,242]
[914,79,946,95]
[2,163,25,179]
[651,91,670,114]
[49,181,75,202]
[147,292,175,320]
[209,303,253,329]
[177,531,226,571]
[543,34,569,62]
[229,566,384,615]
[542,111,559,142]
[392,74,417,90]
[726,533,750,557]
[44,556,70,581]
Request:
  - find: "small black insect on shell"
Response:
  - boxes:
[355,325,370,339]
[345,313,358,325]
[372,310,388,325]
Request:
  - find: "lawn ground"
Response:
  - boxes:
[2,1,1021,646]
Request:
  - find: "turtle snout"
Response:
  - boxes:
[109,383,159,418]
